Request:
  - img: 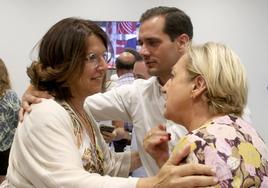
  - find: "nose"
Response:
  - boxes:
[139,44,150,57]
[97,57,108,71]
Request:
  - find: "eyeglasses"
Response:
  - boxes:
[85,52,111,68]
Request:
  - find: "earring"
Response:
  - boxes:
[191,90,195,99]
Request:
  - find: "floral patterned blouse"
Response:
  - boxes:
[175,115,268,188]
[0,89,20,151]
[60,101,104,175]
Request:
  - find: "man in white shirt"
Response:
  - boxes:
[84,7,191,176]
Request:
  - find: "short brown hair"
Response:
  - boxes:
[27,17,111,100]
[140,6,193,41]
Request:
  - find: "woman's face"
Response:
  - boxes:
[71,35,108,98]
[162,54,193,124]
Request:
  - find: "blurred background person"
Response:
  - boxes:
[101,51,136,152]
[144,42,268,187]
[0,58,20,183]
[133,59,151,80]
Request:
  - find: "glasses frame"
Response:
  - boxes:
[85,51,111,68]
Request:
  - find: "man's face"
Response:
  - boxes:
[138,16,182,79]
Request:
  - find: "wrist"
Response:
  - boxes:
[156,155,169,167]
[136,177,156,188]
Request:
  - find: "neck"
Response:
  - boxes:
[117,69,133,77]
[184,102,218,132]
[67,97,84,112]
[158,74,171,86]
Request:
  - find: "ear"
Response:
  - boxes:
[175,34,190,53]
[191,75,207,99]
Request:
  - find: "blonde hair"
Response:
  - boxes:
[186,42,248,116]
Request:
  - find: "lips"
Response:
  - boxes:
[91,75,103,80]
[145,61,157,68]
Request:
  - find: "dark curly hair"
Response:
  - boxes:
[27,17,111,100]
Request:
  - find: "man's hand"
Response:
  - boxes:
[101,130,117,143]
[19,84,53,121]
[143,124,170,167]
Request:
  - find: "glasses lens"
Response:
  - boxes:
[104,52,112,63]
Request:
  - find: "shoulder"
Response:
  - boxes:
[0,89,20,110]
[1,89,19,101]
[30,99,67,117]
[24,99,71,130]
[124,76,158,94]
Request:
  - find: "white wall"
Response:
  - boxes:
[1,0,268,142]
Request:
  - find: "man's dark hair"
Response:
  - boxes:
[124,48,143,61]
[139,6,193,41]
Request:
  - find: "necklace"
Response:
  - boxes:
[68,101,96,146]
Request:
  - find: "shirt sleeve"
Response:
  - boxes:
[8,99,138,188]
[84,84,136,122]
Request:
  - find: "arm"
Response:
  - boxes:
[84,84,136,122]
[10,99,138,188]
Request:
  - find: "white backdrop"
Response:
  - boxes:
[0,0,268,142]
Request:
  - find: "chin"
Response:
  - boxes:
[163,111,170,120]
[88,87,102,96]
[147,68,159,76]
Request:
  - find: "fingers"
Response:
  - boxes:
[158,124,166,131]
[101,131,116,143]
[22,85,53,106]
[168,145,191,165]
[176,163,216,177]
[19,100,33,122]
[32,90,53,99]
[145,125,169,140]
[143,130,170,153]
[19,108,26,122]
[175,175,218,187]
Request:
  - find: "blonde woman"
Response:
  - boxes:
[144,42,268,187]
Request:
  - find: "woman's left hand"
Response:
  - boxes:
[143,124,171,167]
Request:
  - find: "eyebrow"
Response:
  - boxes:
[138,37,161,44]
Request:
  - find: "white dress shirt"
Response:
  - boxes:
[85,77,188,176]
